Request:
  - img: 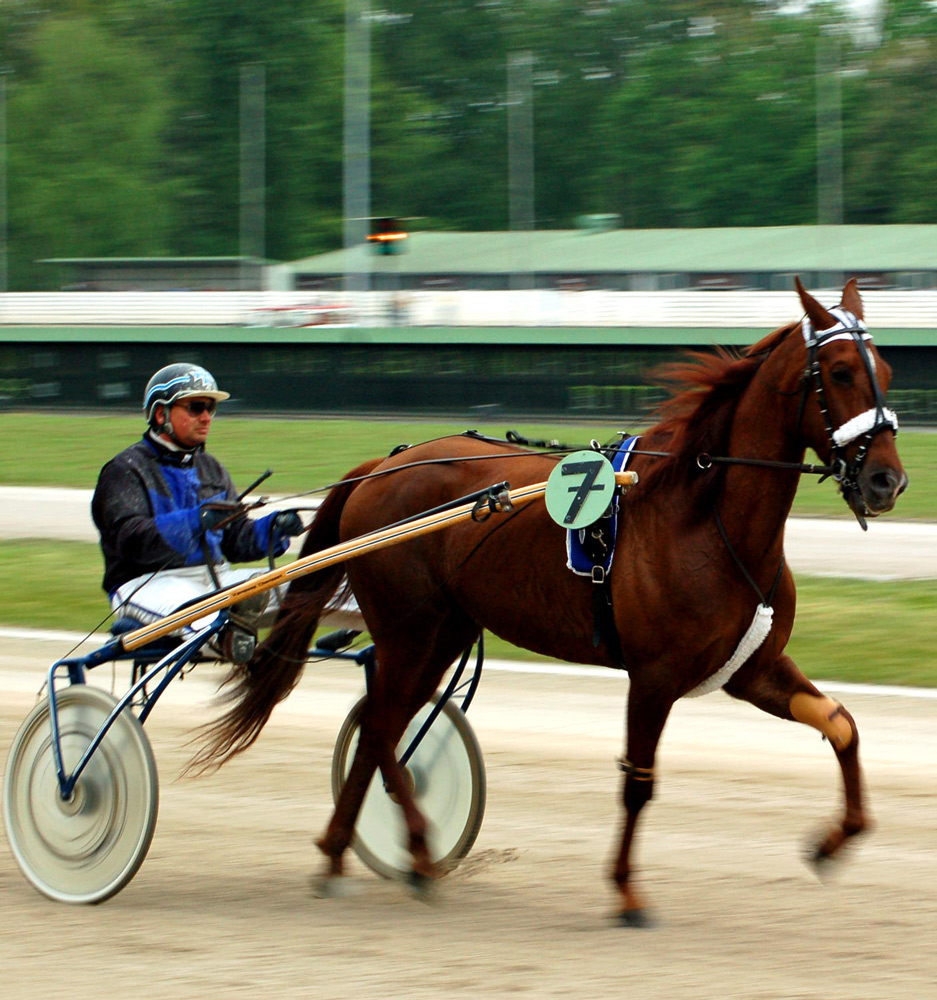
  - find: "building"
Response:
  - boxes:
[273,225,937,293]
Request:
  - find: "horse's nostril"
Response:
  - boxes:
[869,469,903,500]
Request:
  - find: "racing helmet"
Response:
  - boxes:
[143,363,230,428]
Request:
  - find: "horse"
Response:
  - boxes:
[192,278,906,925]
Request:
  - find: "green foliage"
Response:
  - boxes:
[845,13,937,223]
[7,14,177,288]
[164,0,347,260]
[7,1,937,283]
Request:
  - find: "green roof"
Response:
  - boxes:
[40,256,275,267]
[287,226,937,275]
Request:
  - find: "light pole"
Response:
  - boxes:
[239,63,266,291]
[508,50,534,292]
[344,0,371,299]
[0,73,8,294]
[816,31,844,288]
[816,32,843,228]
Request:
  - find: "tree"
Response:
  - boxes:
[7,14,177,288]
[589,7,827,227]
[845,1,937,222]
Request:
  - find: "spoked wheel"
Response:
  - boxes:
[331,694,486,879]
[4,685,159,904]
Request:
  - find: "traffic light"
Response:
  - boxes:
[367,217,408,255]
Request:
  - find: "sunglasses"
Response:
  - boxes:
[177,399,218,416]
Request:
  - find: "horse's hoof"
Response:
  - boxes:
[406,869,436,902]
[804,826,851,879]
[806,842,843,880]
[311,874,355,899]
[617,907,654,929]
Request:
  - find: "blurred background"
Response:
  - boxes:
[2,0,937,421]
[2,0,932,287]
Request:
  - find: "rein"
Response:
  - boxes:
[260,440,841,512]
[696,453,835,477]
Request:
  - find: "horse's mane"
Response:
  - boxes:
[638,323,797,511]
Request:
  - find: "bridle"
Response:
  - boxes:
[795,306,899,526]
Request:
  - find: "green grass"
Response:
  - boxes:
[0,413,612,493]
[2,540,935,688]
[1,412,934,519]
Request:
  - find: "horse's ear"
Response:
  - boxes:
[840,277,864,321]
[795,275,836,331]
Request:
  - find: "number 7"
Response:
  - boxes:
[559,460,607,525]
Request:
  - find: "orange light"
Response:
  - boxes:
[367,231,408,243]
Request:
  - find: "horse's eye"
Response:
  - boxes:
[830,366,852,386]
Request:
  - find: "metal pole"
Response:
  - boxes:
[344,0,371,299]
[816,33,844,288]
[816,34,843,227]
[240,63,266,291]
[508,51,534,291]
[0,74,8,294]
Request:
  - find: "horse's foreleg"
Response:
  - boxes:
[725,653,867,865]
[611,687,674,927]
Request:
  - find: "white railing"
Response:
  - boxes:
[3,289,937,329]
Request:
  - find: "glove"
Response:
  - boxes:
[199,501,243,533]
[273,510,305,538]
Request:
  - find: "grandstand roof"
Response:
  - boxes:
[286,225,937,276]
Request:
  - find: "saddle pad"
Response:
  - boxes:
[566,436,638,578]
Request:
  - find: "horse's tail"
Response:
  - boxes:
[186,458,383,773]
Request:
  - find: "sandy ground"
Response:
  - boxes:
[1,633,936,1000]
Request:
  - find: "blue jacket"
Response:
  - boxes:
[92,434,288,594]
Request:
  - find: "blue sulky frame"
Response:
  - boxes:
[45,616,226,801]
[43,608,485,805]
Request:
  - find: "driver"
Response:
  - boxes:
[91,362,305,660]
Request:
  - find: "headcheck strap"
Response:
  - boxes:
[801,306,871,350]
[801,306,898,447]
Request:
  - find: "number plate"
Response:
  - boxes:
[544,451,616,529]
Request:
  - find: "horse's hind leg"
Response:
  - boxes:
[316,724,379,881]
[724,653,867,865]
[317,625,475,887]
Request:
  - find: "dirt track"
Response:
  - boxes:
[1,634,935,1000]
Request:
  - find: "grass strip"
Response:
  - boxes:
[1,413,934,520]
[4,540,934,688]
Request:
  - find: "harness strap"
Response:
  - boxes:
[713,508,785,608]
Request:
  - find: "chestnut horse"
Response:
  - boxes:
[195,279,906,924]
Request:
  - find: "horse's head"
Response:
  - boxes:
[788,277,907,523]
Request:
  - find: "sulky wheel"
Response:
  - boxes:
[331,694,486,879]
[4,685,159,904]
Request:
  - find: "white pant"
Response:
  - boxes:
[110,564,284,635]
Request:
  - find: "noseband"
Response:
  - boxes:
[797,307,899,524]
